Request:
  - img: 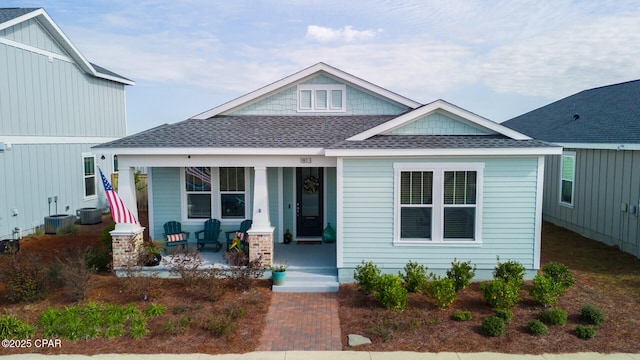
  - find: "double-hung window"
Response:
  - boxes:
[82,154,97,199]
[559,151,575,207]
[394,163,483,245]
[184,167,248,221]
[297,84,346,112]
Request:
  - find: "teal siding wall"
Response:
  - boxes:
[387,112,488,135]
[325,167,337,229]
[268,167,280,242]
[151,168,182,240]
[229,75,409,116]
[283,168,295,236]
[339,157,540,282]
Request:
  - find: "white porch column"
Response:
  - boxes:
[251,166,272,231]
[248,166,274,267]
[116,166,139,221]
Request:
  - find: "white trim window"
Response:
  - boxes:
[394,163,484,245]
[183,167,248,221]
[297,84,346,112]
[559,151,576,207]
[82,154,97,200]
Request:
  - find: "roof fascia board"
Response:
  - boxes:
[325,147,562,157]
[191,62,421,119]
[556,142,640,150]
[348,100,532,141]
[94,147,327,156]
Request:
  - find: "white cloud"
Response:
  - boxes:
[305,25,382,43]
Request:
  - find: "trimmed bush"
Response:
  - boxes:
[575,325,597,339]
[446,258,476,292]
[541,262,576,289]
[480,279,521,309]
[580,304,605,325]
[540,307,568,326]
[494,308,513,324]
[529,274,566,307]
[374,273,408,311]
[527,319,548,336]
[451,310,473,322]
[354,261,381,295]
[480,316,505,337]
[401,261,428,293]
[423,277,457,309]
[493,259,526,287]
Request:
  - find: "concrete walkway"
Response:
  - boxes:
[257,292,342,351]
[4,352,639,359]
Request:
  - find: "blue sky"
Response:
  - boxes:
[8,0,640,134]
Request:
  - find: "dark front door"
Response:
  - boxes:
[296,167,324,237]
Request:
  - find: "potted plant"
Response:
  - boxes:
[283,229,293,244]
[139,240,165,267]
[270,261,289,285]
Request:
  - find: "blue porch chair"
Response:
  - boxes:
[163,221,189,249]
[195,218,223,252]
[225,219,252,251]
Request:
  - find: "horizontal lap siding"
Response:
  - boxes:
[341,157,539,273]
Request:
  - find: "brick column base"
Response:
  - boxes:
[247,228,274,268]
[111,226,145,268]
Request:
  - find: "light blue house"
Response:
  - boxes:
[96,63,560,283]
[0,8,133,240]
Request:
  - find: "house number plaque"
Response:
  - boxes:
[300,157,312,164]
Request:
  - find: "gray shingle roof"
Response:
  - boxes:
[95,115,396,149]
[97,115,557,151]
[503,80,640,144]
[329,135,557,149]
[90,63,133,83]
[0,8,39,23]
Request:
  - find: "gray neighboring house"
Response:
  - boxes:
[0,8,134,240]
[504,80,640,258]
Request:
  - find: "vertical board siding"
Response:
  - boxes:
[543,149,640,257]
[1,34,127,137]
[0,143,114,239]
[341,157,540,273]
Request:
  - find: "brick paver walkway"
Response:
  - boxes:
[257,292,342,351]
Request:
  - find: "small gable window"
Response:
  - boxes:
[297,84,346,112]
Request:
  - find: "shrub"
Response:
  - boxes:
[374,273,408,310]
[401,261,428,293]
[480,279,521,309]
[423,277,457,309]
[451,310,472,322]
[0,313,36,339]
[206,315,235,337]
[0,251,47,302]
[575,325,597,339]
[446,258,476,292]
[580,304,605,325]
[494,308,513,324]
[493,258,526,287]
[541,262,576,289]
[529,274,566,307]
[540,307,568,326]
[480,316,505,337]
[527,319,548,336]
[354,261,381,295]
[221,252,265,291]
[55,247,95,302]
[86,223,115,272]
[142,304,166,318]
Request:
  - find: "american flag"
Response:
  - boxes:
[99,168,140,225]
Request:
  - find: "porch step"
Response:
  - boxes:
[271,269,339,293]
